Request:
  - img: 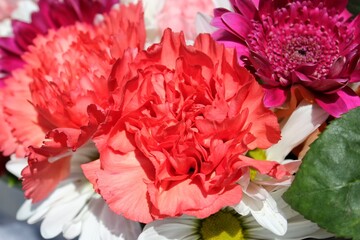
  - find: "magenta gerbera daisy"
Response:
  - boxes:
[212,0,360,117]
[0,0,118,80]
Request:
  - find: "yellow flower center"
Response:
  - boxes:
[199,209,245,240]
[247,148,267,180]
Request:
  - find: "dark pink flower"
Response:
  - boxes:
[212,0,360,117]
[83,29,288,223]
[0,0,118,81]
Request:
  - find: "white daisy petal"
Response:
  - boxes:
[266,101,329,162]
[23,183,80,223]
[10,0,39,22]
[16,200,34,221]
[79,205,101,240]
[98,198,142,240]
[213,0,232,9]
[63,220,82,239]
[139,217,198,240]
[195,13,217,35]
[40,188,93,238]
[6,155,27,178]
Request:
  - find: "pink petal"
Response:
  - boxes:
[95,150,154,223]
[81,159,101,192]
[315,87,360,117]
[22,156,71,202]
[221,12,251,39]
[233,0,257,19]
[263,88,287,107]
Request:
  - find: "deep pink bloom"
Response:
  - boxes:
[0,0,118,81]
[83,29,288,223]
[212,0,360,117]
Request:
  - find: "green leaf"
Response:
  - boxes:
[283,107,360,239]
[348,0,360,15]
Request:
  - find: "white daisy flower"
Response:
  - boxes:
[6,142,142,240]
[232,100,330,236]
[138,189,332,240]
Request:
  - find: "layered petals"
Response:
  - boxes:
[0,3,146,202]
[0,0,118,80]
[211,0,360,117]
[84,29,287,223]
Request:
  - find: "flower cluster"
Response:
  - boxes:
[0,0,358,240]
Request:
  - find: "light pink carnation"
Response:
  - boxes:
[157,0,214,40]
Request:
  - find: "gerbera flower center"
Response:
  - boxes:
[199,209,246,240]
[248,2,344,84]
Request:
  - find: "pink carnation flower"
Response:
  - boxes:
[212,0,360,117]
[83,29,288,223]
[0,3,145,202]
[0,0,118,81]
[156,0,214,40]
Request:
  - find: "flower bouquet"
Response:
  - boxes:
[0,0,359,239]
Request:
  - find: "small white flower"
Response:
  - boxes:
[232,100,330,236]
[138,189,332,240]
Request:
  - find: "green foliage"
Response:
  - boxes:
[283,107,360,239]
[348,0,360,15]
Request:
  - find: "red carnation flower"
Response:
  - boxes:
[83,29,287,223]
[0,3,145,202]
[0,0,118,82]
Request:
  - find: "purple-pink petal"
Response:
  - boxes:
[263,88,287,108]
[315,87,360,117]
[232,0,258,19]
[221,12,251,39]
[0,38,23,55]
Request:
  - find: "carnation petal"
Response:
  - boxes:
[148,178,243,219]
[96,151,154,223]
[22,156,71,202]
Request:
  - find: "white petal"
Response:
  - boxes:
[79,201,101,240]
[6,155,27,178]
[233,198,251,216]
[40,190,92,239]
[243,184,287,236]
[24,183,79,224]
[0,19,12,37]
[63,220,82,240]
[212,0,232,9]
[11,0,39,22]
[195,13,217,35]
[266,101,329,162]
[16,200,34,221]
[97,198,142,240]
[138,216,198,240]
